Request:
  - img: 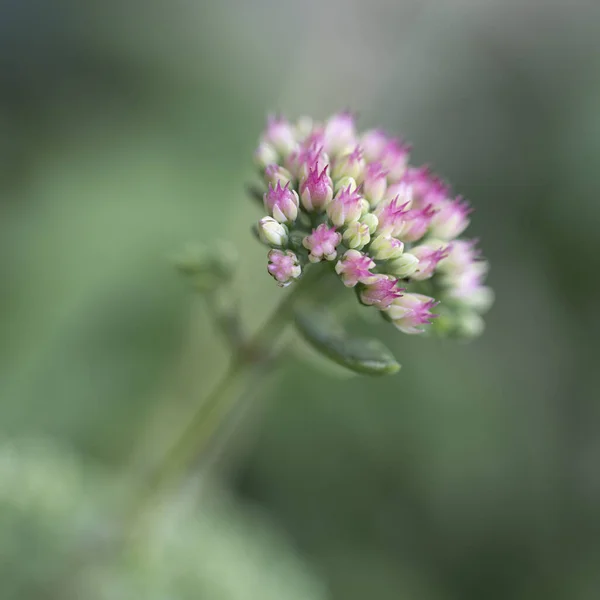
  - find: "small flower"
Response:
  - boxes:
[257,217,289,247]
[299,165,334,212]
[327,185,364,228]
[402,166,447,207]
[285,143,329,180]
[324,111,357,156]
[399,204,437,242]
[254,142,278,169]
[428,196,471,240]
[360,129,389,163]
[369,235,404,260]
[302,224,341,263]
[387,253,419,278]
[331,146,366,182]
[263,115,297,157]
[264,181,300,223]
[335,250,378,287]
[267,249,301,286]
[360,213,379,234]
[265,164,294,187]
[410,243,449,281]
[363,162,388,207]
[374,190,412,237]
[343,221,371,249]
[437,239,480,273]
[380,138,410,182]
[359,275,403,309]
[334,176,358,194]
[385,293,438,334]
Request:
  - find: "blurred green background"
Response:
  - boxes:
[2,1,600,598]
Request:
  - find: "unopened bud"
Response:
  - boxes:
[369,235,404,260]
[360,213,379,235]
[334,176,358,194]
[387,253,419,278]
[257,217,289,247]
[254,142,278,170]
[343,221,371,250]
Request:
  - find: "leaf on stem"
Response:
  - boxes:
[294,303,400,376]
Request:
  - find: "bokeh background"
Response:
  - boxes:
[1,0,600,598]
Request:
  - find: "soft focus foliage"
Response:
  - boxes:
[0,439,325,600]
[1,1,600,599]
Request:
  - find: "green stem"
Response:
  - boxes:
[128,263,326,526]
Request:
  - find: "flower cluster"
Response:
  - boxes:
[252,113,492,337]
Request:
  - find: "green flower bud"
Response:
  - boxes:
[257,217,289,247]
[387,252,419,278]
[343,221,371,250]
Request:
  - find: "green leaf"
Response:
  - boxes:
[294,304,401,376]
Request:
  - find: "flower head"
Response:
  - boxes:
[252,113,492,341]
[267,249,301,287]
[360,275,403,309]
[302,224,341,263]
[335,250,378,287]
[299,165,333,212]
[264,181,299,223]
[385,293,438,334]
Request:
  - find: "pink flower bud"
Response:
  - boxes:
[385,293,438,334]
[302,224,342,263]
[369,235,404,260]
[264,181,299,224]
[410,243,450,280]
[326,185,364,228]
[374,190,412,237]
[438,239,480,273]
[360,129,389,162]
[402,166,448,208]
[359,275,403,309]
[263,115,297,157]
[363,162,388,207]
[267,249,301,287]
[335,250,378,287]
[399,204,437,242]
[324,111,357,156]
[380,138,410,182]
[428,196,471,240]
[299,165,334,212]
[285,143,329,180]
[331,146,366,182]
[264,164,294,187]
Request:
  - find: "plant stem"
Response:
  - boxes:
[129,263,326,525]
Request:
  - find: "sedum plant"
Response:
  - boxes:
[249,113,493,371]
